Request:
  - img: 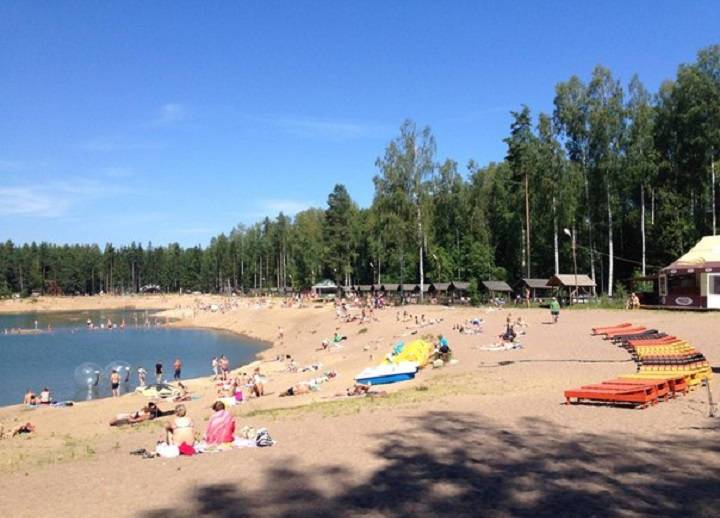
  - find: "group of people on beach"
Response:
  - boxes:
[116,398,241,458]
[211,355,231,380]
[23,387,52,406]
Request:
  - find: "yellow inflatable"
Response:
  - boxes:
[383,339,433,368]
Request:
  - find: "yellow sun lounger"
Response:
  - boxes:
[634,348,694,358]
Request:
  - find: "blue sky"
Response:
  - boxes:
[1,1,718,246]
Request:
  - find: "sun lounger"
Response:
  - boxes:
[596,379,671,400]
[626,336,677,346]
[564,384,658,407]
[614,376,688,395]
[629,368,711,387]
[632,346,695,357]
[639,353,707,366]
[604,327,649,339]
[592,323,632,335]
[604,377,688,397]
[620,335,671,347]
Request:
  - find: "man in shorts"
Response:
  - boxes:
[173,358,182,381]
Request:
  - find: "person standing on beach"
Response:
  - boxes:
[110,370,121,397]
[220,355,229,380]
[211,356,219,379]
[137,367,147,387]
[155,361,163,384]
[173,358,182,381]
[549,297,560,324]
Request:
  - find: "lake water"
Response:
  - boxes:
[0,309,265,407]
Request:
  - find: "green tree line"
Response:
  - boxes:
[1,45,719,297]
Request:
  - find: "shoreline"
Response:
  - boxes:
[0,318,274,413]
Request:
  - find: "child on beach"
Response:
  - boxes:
[211,356,219,379]
[137,367,147,387]
[173,358,182,381]
[550,298,560,323]
[110,370,120,397]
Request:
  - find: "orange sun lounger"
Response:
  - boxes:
[564,385,658,407]
[592,323,632,335]
[598,379,671,400]
[607,377,688,396]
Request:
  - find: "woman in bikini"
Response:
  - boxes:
[165,404,195,446]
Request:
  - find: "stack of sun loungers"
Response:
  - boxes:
[564,323,712,408]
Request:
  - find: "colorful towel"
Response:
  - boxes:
[204,410,235,444]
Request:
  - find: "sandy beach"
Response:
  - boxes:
[0,295,718,517]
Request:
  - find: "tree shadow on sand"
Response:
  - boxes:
[144,412,720,517]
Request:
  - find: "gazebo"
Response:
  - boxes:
[516,278,552,301]
[311,279,338,298]
[480,280,513,301]
[547,274,596,303]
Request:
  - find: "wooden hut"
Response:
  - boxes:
[428,282,451,303]
[658,235,720,309]
[516,278,552,301]
[546,274,596,303]
[311,279,338,298]
[480,280,513,302]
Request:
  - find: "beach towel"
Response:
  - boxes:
[204,410,235,444]
[155,442,180,458]
[478,342,523,351]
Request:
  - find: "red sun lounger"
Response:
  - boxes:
[564,385,658,407]
[598,380,671,400]
[615,376,688,395]
[592,323,632,335]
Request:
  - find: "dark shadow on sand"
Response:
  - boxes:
[143,412,720,517]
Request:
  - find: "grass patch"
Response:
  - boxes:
[242,372,499,421]
[0,435,99,473]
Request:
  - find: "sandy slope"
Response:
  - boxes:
[0,295,718,517]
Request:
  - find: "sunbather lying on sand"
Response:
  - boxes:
[173,382,192,402]
[10,422,35,437]
[336,384,387,397]
[109,402,162,426]
[279,383,312,397]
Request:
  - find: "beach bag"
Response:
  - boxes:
[255,428,274,447]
